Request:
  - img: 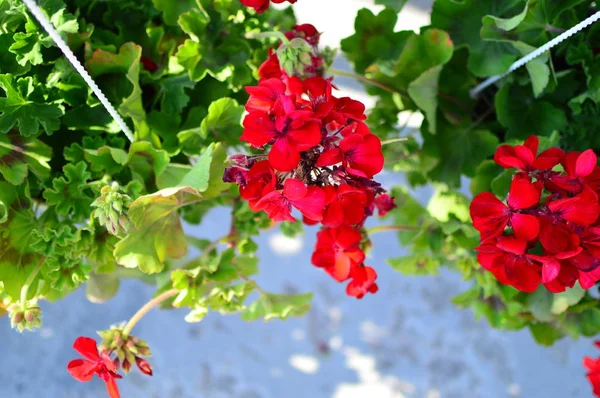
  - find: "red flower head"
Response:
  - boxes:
[255,178,325,222]
[470,173,542,241]
[240,161,276,210]
[374,193,397,217]
[584,342,600,397]
[286,24,321,46]
[547,186,600,227]
[258,49,282,80]
[494,135,564,172]
[320,184,368,228]
[312,226,366,281]
[475,236,541,292]
[241,97,322,171]
[67,337,121,398]
[346,266,379,299]
[317,133,384,178]
[550,150,598,193]
[245,78,287,113]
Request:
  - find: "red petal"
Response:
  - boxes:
[469,192,509,238]
[269,137,301,171]
[496,237,527,255]
[523,135,539,156]
[316,148,343,167]
[511,213,540,241]
[73,337,100,361]
[507,174,541,209]
[533,147,564,170]
[323,201,345,228]
[291,186,326,221]
[103,376,121,398]
[283,179,308,201]
[513,145,535,168]
[286,121,322,152]
[548,187,600,226]
[494,146,525,170]
[576,149,597,177]
[541,258,560,284]
[334,226,363,249]
[67,359,96,382]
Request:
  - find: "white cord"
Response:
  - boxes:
[470,10,600,98]
[21,0,135,142]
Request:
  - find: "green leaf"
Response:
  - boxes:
[153,0,197,26]
[495,83,567,139]
[427,188,471,223]
[491,169,514,197]
[43,161,94,220]
[422,119,499,187]
[526,287,554,322]
[388,185,429,245]
[126,141,170,184]
[388,254,441,276]
[0,132,51,184]
[0,74,64,136]
[85,273,120,303]
[9,32,43,66]
[470,160,502,196]
[179,143,229,198]
[529,323,562,346]
[550,283,585,315]
[86,43,144,123]
[375,0,407,13]
[158,74,195,115]
[200,98,243,145]
[176,40,207,82]
[242,292,313,321]
[481,0,530,33]
[114,187,203,273]
[408,65,443,134]
[178,8,210,42]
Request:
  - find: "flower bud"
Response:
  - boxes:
[276,38,315,78]
[8,301,42,332]
[135,357,153,376]
[91,182,134,237]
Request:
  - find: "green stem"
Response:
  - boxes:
[367,225,419,235]
[245,31,289,44]
[381,137,408,146]
[20,257,45,303]
[122,288,179,337]
[328,68,399,94]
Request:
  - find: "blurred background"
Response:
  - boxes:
[0,0,595,397]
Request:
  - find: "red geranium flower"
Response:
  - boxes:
[241,97,322,171]
[470,173,542,241]
[549,150,598,193]
[255,178,325,222]
[67,337,121,398]
[346,265,379,299]
[317,133,384,178]
[239,161,276,210]
[374,193,397,217]
[245,78,287,113]
[475,236,541,292]
[547,186,600,226]
[312,226,366,281]
[286,24,321,46]
[494,135,564,172]
[584,342,600,397]
[320,184,367,227]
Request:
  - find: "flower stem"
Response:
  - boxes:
[122,289,179,337]
[381,137,408,146]
[367,225,419,235]
[328,68,400,94]
[20,257,45,304]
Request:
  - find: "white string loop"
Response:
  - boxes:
[21,0,135,142]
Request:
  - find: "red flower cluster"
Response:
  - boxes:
[224,24,395,298]
[585,341,600,397]
[470,135,600,293]
[239,0,296,13]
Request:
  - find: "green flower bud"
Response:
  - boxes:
[276,38,315,78]
[8,300,42,333]
[91,182,134,237]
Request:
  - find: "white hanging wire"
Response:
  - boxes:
[21,0,135,142]
[470,10,600,98]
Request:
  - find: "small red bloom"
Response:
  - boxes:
[475,236,541,292]
[239,161,276,210]
[67,337,121,398]
[312,226,366,281]
[318,134,384,178]
[239,0,297,13]
[548,186,600,226]
[286,24,321,46]
[245,78,286,113]
[321,184,368,227]
[550,150,598,193]
[374,193,397,217]
[584,342,600,397]
[255,178,325,222]
[470,173,542,241]
[494,135,564,172]
[346,265,379,299]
